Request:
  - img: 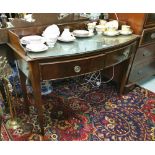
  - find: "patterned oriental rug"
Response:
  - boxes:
[1,77,155,141]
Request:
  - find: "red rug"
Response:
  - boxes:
[1,77,155,141]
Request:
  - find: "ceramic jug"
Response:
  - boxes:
[61,28,72,38]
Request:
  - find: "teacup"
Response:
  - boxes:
[121,25,131,32]
[45,36,58,47]
[87,22,96,33]
[95,25,106,34]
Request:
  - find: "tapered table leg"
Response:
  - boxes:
[119,59,131,95]
[29,63,44,135]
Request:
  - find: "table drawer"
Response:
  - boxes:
[105,43,134,67]
[39,54,106,80]
[133,44,155,64]
[140,27,155,46]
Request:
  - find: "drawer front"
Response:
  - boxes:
[133,44,155,64]
[140,27,155,46]
[129,61,155,82]
[144,13,155,27]
[105,43,135,67]
[39,54,106,80]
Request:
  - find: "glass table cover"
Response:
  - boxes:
[25,34,138,59]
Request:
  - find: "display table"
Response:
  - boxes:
[7,22,139,135]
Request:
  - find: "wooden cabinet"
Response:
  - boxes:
[109,13,155,88]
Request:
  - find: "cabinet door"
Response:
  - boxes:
[144,13,155,27]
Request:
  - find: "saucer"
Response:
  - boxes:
[20,35,46,45]
[73,30,89,36]
[26,43,48,52]
[73,31,94,38]
[119,30,133,35]
[58,36,76,42]
[103,30,120,37]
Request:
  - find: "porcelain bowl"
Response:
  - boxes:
[42,24,60,38]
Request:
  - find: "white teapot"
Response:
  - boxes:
[61,28,73,39]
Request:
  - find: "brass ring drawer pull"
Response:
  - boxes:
[151,33,155,39]
[74,65,81,73]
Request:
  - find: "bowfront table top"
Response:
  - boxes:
[24,34,138,60]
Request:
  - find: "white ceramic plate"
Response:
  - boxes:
[119,30,133,35]
[58,36,76,42]
[20,35,46,45]
[103,30,120,37]
[73,32,94,38]
[26,43,48,52]
[73,30,89,35]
